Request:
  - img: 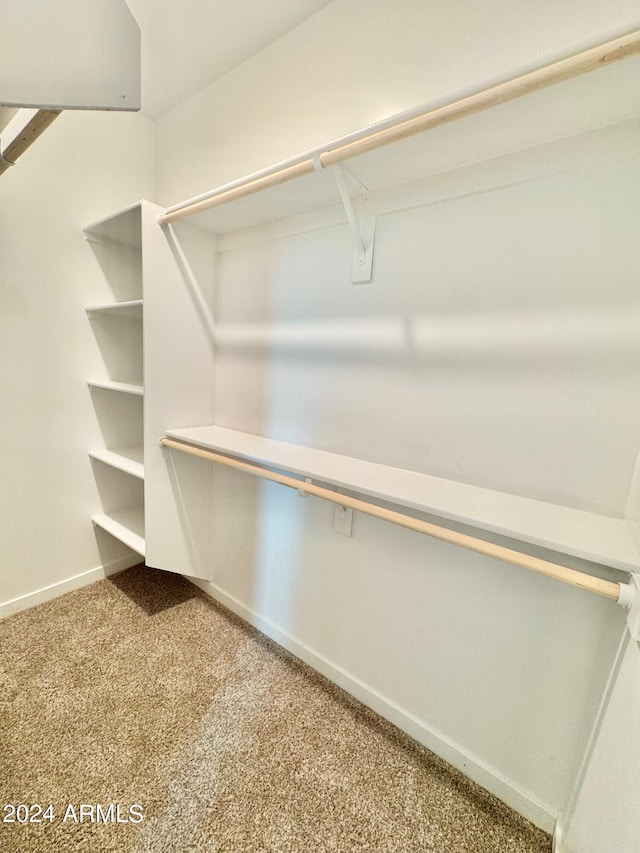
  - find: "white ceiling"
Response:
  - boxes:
[125,0,334,119]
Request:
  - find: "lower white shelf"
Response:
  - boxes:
[89,446,144,479]
[92,506,145,557]
[166,425,640,572]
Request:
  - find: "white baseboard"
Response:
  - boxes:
[553,821,563,852]
[0,554,140,621]
[187,575,556,834]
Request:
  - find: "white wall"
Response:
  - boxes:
[0,109,154,615]
[153,0,640,831]
[558,631,640,853]
[154,0,640,205]
[198,142,639,829]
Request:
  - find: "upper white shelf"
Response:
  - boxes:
[2,0,140,111]
[83,201,142,250]
[177,51,640,236]
[166,425,640,573]
[85,299,143,320]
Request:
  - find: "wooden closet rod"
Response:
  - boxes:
[159,29,640,225]
[0,109,62,176]
[161,437,626,603]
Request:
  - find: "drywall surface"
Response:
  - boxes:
[0,109,154,613]
[154,0,640,205]
[558,632,640,853]
[152,0,640,829]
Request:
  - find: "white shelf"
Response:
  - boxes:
[89,446,144,480]
[166,425,640,573]
[85,299,143,320]
[88,379,144,396]
[83,201,142,250]
[92,506,145,557]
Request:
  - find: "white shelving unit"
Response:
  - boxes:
[84,202,145,558]
[82,199,216,578]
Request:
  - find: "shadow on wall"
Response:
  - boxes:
[213,308,640,372]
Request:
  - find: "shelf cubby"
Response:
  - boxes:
[89,446,144,480]
[92,506,145,557]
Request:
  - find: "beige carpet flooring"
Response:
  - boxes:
[1,565,552,852]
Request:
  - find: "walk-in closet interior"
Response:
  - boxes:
[2,2,640,851]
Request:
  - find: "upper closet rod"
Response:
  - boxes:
[160,437,633,606]
[159,29,640,225]
[0,109,61,176]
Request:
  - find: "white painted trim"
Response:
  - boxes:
[186,574,557,833]
[0,555,139,621]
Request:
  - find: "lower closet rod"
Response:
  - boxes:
[160,437,627,604]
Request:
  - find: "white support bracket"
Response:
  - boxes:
[620,573,640,641]
[333,163,376,283]
[297,477,312,497]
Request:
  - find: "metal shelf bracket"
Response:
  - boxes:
[333,163,376,283]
